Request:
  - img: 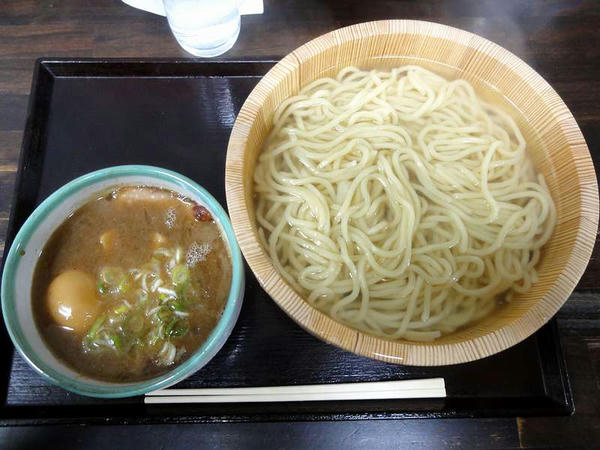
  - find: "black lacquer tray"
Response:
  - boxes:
[0,59,573,426]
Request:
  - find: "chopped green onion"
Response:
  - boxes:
[85,314,106,340]
[141,262,156,273]
[84,245,198,359]
[157,307,171,323]
[98,281,108,295]
[136,288,148,303]
[175,284,188,305]
[171,264,189,286]
[100,266,124,285]
[169,323,188,337]
[157,286,176,297]
[150,257,161,272]
[99,266,130,293]
[127,313,145,334]
[165,318,188,337]
[110,334,122,350]
[165,318,178,336]
[118,276,131,294]
[114,304,129,314]
[168,300,185,312]
[146,331,160,346]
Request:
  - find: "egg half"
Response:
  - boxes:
[46,270,100,333]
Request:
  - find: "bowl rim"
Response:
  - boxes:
[1,165,245,397]
[225,19,599,365]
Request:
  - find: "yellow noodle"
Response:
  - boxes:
[254,66,556,341]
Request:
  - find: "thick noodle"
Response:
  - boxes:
[254,66,556,342]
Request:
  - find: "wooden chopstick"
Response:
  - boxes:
[147,377,444,396]
[144,389,444,403]
[144,378,445,403]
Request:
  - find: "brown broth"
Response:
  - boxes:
[32,186,232,382]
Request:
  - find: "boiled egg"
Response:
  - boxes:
[46,270,99,333]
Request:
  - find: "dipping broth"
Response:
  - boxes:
[32,186,232,382]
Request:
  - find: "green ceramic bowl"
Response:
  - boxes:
[1,165,244,398]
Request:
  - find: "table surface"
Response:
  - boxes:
[0,1,599,449]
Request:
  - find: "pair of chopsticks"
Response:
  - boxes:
[144,377,445,404]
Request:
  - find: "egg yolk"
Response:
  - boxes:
[46,270,100,333]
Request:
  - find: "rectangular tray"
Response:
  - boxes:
[0,59,574,425]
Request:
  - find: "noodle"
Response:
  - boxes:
[254,66,556,342]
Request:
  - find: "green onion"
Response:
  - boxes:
[150,257,161,272]
[100,266,124,286]
[114,304,129,314]
[127,313,144,334]
[175,284,188,304]
[168,300,185,312]
[99,266,131,294]
[165,318,179,336]
[118,276,131,294]
[98,281,108,295]
[171,264,189,286]
[85,314,106,340]
[157,307,171,323]
[136,289,148,303]
[146,332,160,346]
[110,334,122,350]
[85,246,200,359]
[165,318,189,337]
[169,323,188,337]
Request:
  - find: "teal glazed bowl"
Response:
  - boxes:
[1,165,245,398]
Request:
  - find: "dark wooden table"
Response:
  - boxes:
[1,1,599,448]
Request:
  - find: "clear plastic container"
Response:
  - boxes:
[163,0,240,57]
